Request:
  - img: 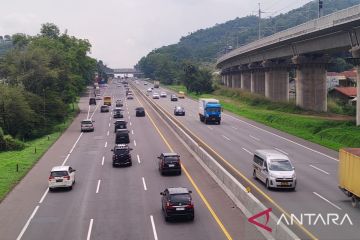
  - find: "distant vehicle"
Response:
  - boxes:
[127,95,134,100]
[103,96,112,106]
[174,106,185,116]
[152,93,160,99]
[154,80,160,88]
[111,144,133,167]
[117,84,121,87]
[48,166,76,191]
[116,129,130,144]
[95,95,102,100]
[158,153,181,175]
[126,90,132,96]
[147,88,152,92]
[198,98,222,124]
[339,148,360,207]
[89,97,96,105]
[135,107,145,117]
[144,82,148,85]
[113,108,123,118]
[253,149,296,190]
[116,99,123,107]
[100,105,110,112]
[160,92,167,98]
[81,119,94,132]
[114,120,127,132]
[160,187,194,221]
[170,94,178,101]
[178,91,185,99]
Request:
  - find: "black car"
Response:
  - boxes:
[158,153,181,175]
[113,108,123,118]
[100,105,109,112]
[114,120,127,132]
[170,95,178,101]
[89,97,96,105]
[111,144,132,167]
[174,106,185,116]
[161,187,194,221]
[116,129,130,144]
[135,107,145,117]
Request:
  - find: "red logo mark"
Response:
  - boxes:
[248,208,272,232]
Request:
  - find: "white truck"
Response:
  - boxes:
[198,98,222,125]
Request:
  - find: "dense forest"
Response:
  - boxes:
[0,23,97,151]
[137,0,359,88]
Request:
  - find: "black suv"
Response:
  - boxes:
[158,153,181,175]
[114,120,127,132]
[135,107,145,117]
[161,187,194,221]
[116,129,130,144]
[113,108,123,118]
[100,105,109,112]
[89,97,96,105]
[174,106,185,116]
[111,144,132,167]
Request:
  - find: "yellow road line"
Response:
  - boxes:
[134,91,233,240]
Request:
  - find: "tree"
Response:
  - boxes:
[40,23,60,39]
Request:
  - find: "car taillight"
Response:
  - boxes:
[166,201,174,209]
[64,175,70,180]
[48,176,54,180]
[186,202,194,209]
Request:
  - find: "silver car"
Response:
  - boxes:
[253,149,296,190]
[81,119,95,132]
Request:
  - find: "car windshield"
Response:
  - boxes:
[82,120,92,124]
[269,160,293,171]
[170,194,191,203]
[164,156,179,162]
[206,107,220,113]
[51,171,68,177]
[115,149,128,154]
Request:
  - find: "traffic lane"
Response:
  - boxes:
[20,92,112,239]
[0,93,96,240]
[130,90,264,240]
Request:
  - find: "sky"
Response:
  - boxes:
[0,0,312,68]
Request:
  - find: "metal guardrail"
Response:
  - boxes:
[217,4,360,66]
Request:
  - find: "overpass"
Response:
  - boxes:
[216,4,360,125]
[105,68,144,77]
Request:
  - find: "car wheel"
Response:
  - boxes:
[178,170,182,175]
[165,215,171,222]
[204,118,207,124]
[253,170,257,179]
[49,187,53,192]
[129,162,132,167]
[189,215,194,221]
[68,185,73,190]
[266,179,271,190]
[352,195,359,208]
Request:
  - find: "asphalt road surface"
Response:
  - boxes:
[0,81,263,240]
[134,80,360,240]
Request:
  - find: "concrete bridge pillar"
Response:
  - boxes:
[292,55,329,112]
[262,60,289,101]
[241,71,251,90]
[225,74,229,87]
[350,46,360,126]
[249,64,265,95]
[232,73,241,88]
[221,74,225,85]
[228,74,233,88]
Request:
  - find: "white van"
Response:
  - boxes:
[253,149,296,190]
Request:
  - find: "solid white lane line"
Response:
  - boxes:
[132,130,134,135]
[104,142,107,148]
[207,126,213,130]
[90,103,100,119]
[224,113,339,161]
[222,135,231,141]
[137,154,141,164]
[87,105,91,119]
[310,165,330,175]
[142,177,147,191]
[150,215,158,240]
[107,130,109,136]
[69,132,83,154]
[39,188,49,204]
[313,192,342,210]
[62,153,71,166]
[242,147,252,155]
[249,135,260,141]
[274,147,289,155]
[101,156,105,166]
[130,122,132,126]
[96,180,101,193]
[134,140,137,146]
[86,219,94,240]
[16,205,40,240]
[231,126,238,130]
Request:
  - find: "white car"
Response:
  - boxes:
[160,92,167,98]
[48,166,76,191]
[147,88,152,92]
[152,93,160,99]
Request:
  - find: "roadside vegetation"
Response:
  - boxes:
[165,84,360,151]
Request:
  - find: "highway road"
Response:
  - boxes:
[0,81,263,240]
[134,80,360,240]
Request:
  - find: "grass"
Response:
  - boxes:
[0,102,79,202]
[164,84,360,151]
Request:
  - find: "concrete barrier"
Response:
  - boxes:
[133,84,300,240]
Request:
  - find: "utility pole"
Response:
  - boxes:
[258,3,264,40]
[318,0,323,18]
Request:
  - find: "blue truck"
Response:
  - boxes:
[198,98,222,125]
